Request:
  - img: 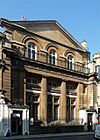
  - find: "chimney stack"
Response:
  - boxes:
[81,40,87,49]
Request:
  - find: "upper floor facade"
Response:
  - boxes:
[0,18,90,76]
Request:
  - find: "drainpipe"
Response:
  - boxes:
[0,33,5,96]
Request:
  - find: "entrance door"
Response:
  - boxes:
[87,113,93,131]
[11,111,22,135]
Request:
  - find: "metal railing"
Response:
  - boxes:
[13,49,90,75]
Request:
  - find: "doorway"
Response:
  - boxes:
[87,113,93,131]
[11,111,22,135]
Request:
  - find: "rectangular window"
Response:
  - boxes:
[54,105,58,120]
[27,94,39,122]
[54,97,59,121]
[47,95,59,122]
[47,95,52,122]
[27,77,38,85]
[54,97,59,104]
[48,81,57,88]
[11,80,14,89]
[33,95,39,121]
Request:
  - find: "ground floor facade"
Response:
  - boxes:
[0,68,98,136]
[0,96,29,136]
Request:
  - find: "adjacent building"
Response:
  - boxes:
[88,53,100,123]
[0,18,97,136]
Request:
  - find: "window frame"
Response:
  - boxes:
[27,43,37,60]
[49,49,57,65]
[67,55,74,70]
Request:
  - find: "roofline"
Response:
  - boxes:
[13,19,57,24]
[55,21,87,51]
[0,18,88,53]
[13,19,86,52]
[0,32,6,38]
[0,18,26,30]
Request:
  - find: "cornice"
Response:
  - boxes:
[0,18,88,54]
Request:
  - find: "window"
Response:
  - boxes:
[96,65,100,79]
[49,50,57,65]
[33,95,39,121]
[27,77,38,85]
[67,83,76,96]
[54,97,59,121]
[83,85,87,95]
[11,80,14,89]
[27,43,37,60]
[47,95,59,122]
[67,84,74,90]
[27,94,39,122]
[48,81,57,88]
[47,95,52,122]
[67,55,73,70]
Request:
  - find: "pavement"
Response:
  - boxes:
[0,132,94,140]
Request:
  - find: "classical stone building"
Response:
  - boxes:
[0,18,97,136]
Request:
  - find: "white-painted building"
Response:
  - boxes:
[79,53,100,130]
[0,95,29,136]
[93,53,100,121]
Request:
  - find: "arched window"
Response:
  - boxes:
[67,55,73,70]
[27,43,37,60]
[49,50,57,65]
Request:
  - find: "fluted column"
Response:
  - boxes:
[59,80,67,123]
[40,76,47,124]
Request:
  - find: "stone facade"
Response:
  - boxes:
[88,53,100,123]
[0,18,97,136]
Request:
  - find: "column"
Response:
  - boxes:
[59,80,66,123]
[78,83,83,108]
[40,76,47,124]
[88,82,96,107]
[76,83,83,120]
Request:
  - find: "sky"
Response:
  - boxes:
[0,0,100,59]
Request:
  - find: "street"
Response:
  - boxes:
[1,132,95,140]
[25,134,94,140]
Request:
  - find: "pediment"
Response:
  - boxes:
[14,20,85,51]
[0,18,86,52]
